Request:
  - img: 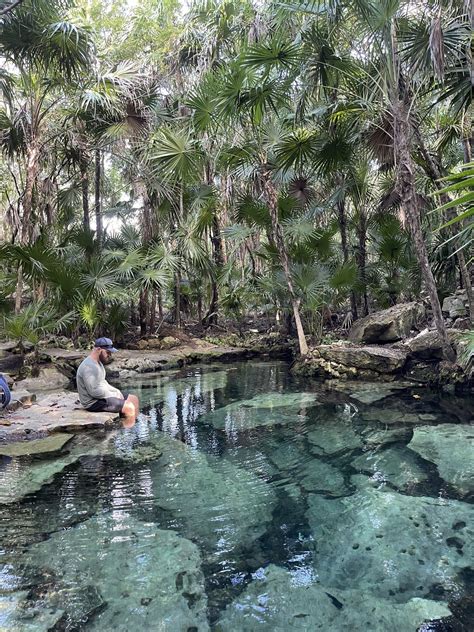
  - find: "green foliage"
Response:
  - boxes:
[1,301,75,349]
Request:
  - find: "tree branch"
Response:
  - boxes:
[0,0,26,16]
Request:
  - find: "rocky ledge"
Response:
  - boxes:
[294,302,472,386]
[0,392,119,444]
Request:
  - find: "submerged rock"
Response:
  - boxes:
[351,445,428,490]
[201,392,318,431]
[349,302,425,344]
[0,453,81,505]
[307,405,362,455]
[0,591,65,631]
[408,424,474,495]
[149,433,276,564]
[360,408,438,425]
[23,515,209,631]
[307,484,474,600]
[0,433,73,458]
[215,564,451,631]
[298,458,349,497]
[323,381,413,405]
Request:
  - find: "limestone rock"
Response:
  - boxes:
[216,564,451,631]
[148,432,276,565]
[408,424,474,495]
[351,445,428,490]
[307,484,474,599]
[0,591,65,631]
[298,458,349,497]
[0,352,24,374]
[307,406,362,455]
[18,366,71,392]
[403,329,458,361]
[316,344,408,373]
[0,453,81,504]
[23,515,210,631]
[201,392,319,430]
[6,389,36,411]
[349,302,425,344]
[0,392,119,444]
[442,295,467,318]
[0,433,73,457]
[360,408,437,425]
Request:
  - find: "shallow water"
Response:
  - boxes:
[0,360,473,631]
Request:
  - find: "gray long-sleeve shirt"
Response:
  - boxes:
[76,356,122,409]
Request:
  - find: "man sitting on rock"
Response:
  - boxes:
[77,337,139,424]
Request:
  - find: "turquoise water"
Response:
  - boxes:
[0,360,473,631]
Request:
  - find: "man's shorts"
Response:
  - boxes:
[87,393,129,413]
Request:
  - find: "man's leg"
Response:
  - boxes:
[121,394,139,426]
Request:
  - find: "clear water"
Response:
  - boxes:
[0,360,473,631]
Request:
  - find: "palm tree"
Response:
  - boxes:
[0,0,92,310]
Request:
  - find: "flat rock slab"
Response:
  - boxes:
[0,392,119,444]
[316,345,408,373]
[408,424,474,495]
[0,433,73,457]
[323,380,414,404]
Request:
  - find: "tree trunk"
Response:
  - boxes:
[94,148,102,244]
[174,271,181,328]
[337,194,359,318]
[149,288,157,334]
[357,210,369,316]
[139,290,148,337]
[15,135,40,312]
[157,288,163,320]
[415,130,474,324]
[393,97,455,361]
[80,155,90,232]
[262,174,308,356]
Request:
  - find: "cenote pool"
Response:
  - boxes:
[0,360,473,631]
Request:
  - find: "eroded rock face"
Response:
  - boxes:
[408,424,474,495]
[349,302,425,344]
[442,295,467,319]
[215,564,451,631]
[307,482,474,599]
[22,515,209,631]
[317,345,408,373]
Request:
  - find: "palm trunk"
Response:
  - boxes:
[80,155,90,231]
[393,97,455,361]
[149,288,157,334]
[94,148,102,245]
[204,215,224,326]
[415,130,474,324]
[357,210,369,316]
[262,174,308,356]
[174,271,181,328]
[15,136,40,312]
[337,194,358,318]
[158,288,163,321]
[139,290,148,337]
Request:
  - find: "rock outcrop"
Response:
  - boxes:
[442,288,473,319]
[349,302,425,344]
[293,343,408,380]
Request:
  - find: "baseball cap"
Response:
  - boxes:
[94,337,118,352]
